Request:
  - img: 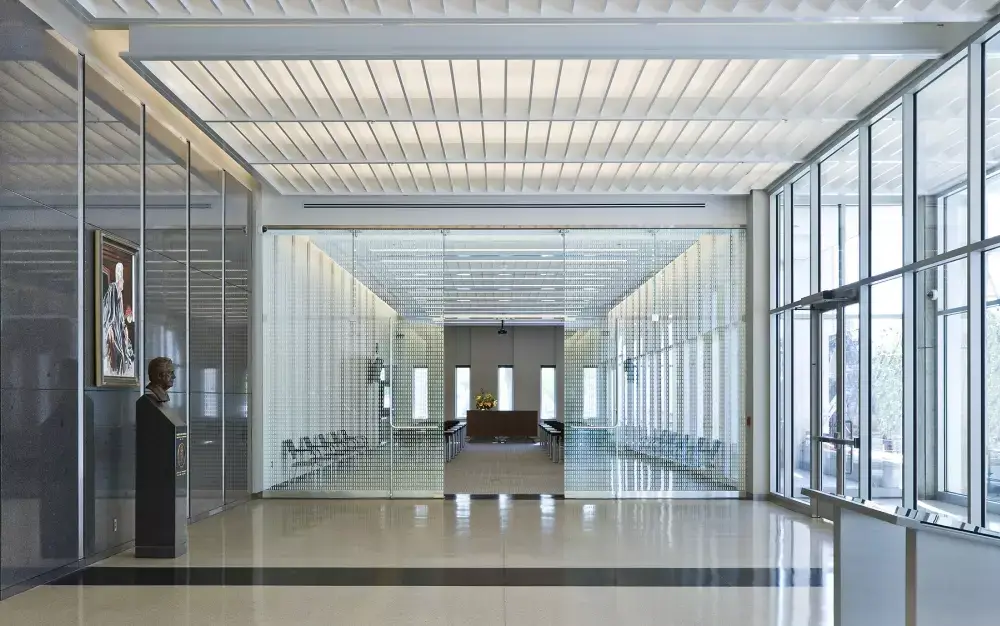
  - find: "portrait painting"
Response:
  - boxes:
[95,231,138,387]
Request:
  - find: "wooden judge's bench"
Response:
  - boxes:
[465,410,538,439]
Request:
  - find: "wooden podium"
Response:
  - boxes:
[135,395,188,558]
[466,410,539,439]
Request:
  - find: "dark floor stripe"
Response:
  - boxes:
[444,493,565,500]
[50,567,826,588]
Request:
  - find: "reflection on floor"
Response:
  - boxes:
[445,442,563,494]
[0,499,834,625]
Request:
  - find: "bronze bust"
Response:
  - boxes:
[145,357,175,404]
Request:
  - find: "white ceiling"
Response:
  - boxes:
[140,56,918,194]
[309,229,706,322]
[69,0,1000,22]
[45,0,995,197]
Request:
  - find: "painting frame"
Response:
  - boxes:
[95,230,139,388]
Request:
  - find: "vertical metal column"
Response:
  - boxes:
[836,306,846,494]
[783,183,795,495]
[859,121,873,500]
[810,163,821,296]
[901,91,918,510]
[220,174,227,503]
[810,308,822,512]
[76,53,85,559]
[185,142,192,518]
[968,41,986,525]
[138,107,146,391]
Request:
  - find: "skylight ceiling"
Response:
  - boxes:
[68,0,1000,22]
[310,229,706,323]
[140,57,920,195]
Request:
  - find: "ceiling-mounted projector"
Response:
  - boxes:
[498,320,508,335]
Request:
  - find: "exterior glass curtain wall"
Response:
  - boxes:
[262,228,746,499]
[769,21,1000,529]
[0,6,253,592]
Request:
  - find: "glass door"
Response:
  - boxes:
[809,290,862,515]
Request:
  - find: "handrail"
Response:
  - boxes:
[816,434,861,448]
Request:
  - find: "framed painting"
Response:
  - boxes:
[95,231,139,388]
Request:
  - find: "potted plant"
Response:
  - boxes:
[475,389,497,411]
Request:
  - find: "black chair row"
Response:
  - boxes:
[444,420,467,462]
[634,431,723,470]
[539,420,564,463]
[281,430,364,469]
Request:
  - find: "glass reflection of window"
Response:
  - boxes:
[871,107,904,276]
[820,137,860,290]
[413,367,429,420]
[871,278,904,506]
[917,259,969,519]
[792,172,812,301]
[583,367,598,419]
[540,366,556,421]
[917,59,968,259]
[985,34,1000,237]
[497,366,513,411]
[776,192,786,304]
[775,313,786,495]
[455,366,470,420]
[986,249,1000,529]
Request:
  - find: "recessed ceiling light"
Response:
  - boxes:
[458,287,470,291]
[458,299,470,302]
[541,287,555,291]
[498,299,510,302]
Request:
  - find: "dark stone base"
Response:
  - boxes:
[135,544,186,559]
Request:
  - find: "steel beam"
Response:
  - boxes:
[125,22,977,61]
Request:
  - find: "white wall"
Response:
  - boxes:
[444,325,564,421]
[261,235,396,490]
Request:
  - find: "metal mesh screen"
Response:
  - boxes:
[262,232,444,497]
[563,229,746,498]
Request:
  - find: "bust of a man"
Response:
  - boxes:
[145,357,175,404]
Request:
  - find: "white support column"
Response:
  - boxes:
[902,91,918,510]
[250,187,265,494]
[749,190,771,495]
[968,40,986,526]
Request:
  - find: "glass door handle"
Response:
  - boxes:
[571,413,620,430]
[815,435,860,448]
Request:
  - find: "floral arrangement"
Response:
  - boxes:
[475,389,497,411]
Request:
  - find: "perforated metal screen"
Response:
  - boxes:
[262,228,744,498]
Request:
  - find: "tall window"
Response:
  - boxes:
[540,366,556,421]
[583,367,598,419]
[455,366,470,420]
[413,368,429,420]
[871,278,904,504]
[498,366,513,411]
[871,108,904,276]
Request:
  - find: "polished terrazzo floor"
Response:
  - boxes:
[444,443,564,494]
[0,498,834,625]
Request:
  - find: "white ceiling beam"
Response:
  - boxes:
[125,22,976,61]
[200,114,858,123]
[249,157,789,164]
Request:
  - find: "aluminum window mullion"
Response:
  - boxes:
[810,162,821,295]
[968,41,986,526]
[902,91,917,510]
[784,310,794,495]
[859,119,873,500]
[859,284,872,500]
[76,52,85,560]
[783,182,793,305]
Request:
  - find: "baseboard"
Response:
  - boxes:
[0,540,134,601]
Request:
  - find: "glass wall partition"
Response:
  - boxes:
[263,228,746,499]
[0,12,253,592]
[771,30,1000,527]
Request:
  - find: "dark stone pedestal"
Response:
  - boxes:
[135,395,187,558]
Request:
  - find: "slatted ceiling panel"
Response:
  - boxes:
[76,0,999,19]
[142,56,922,193]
